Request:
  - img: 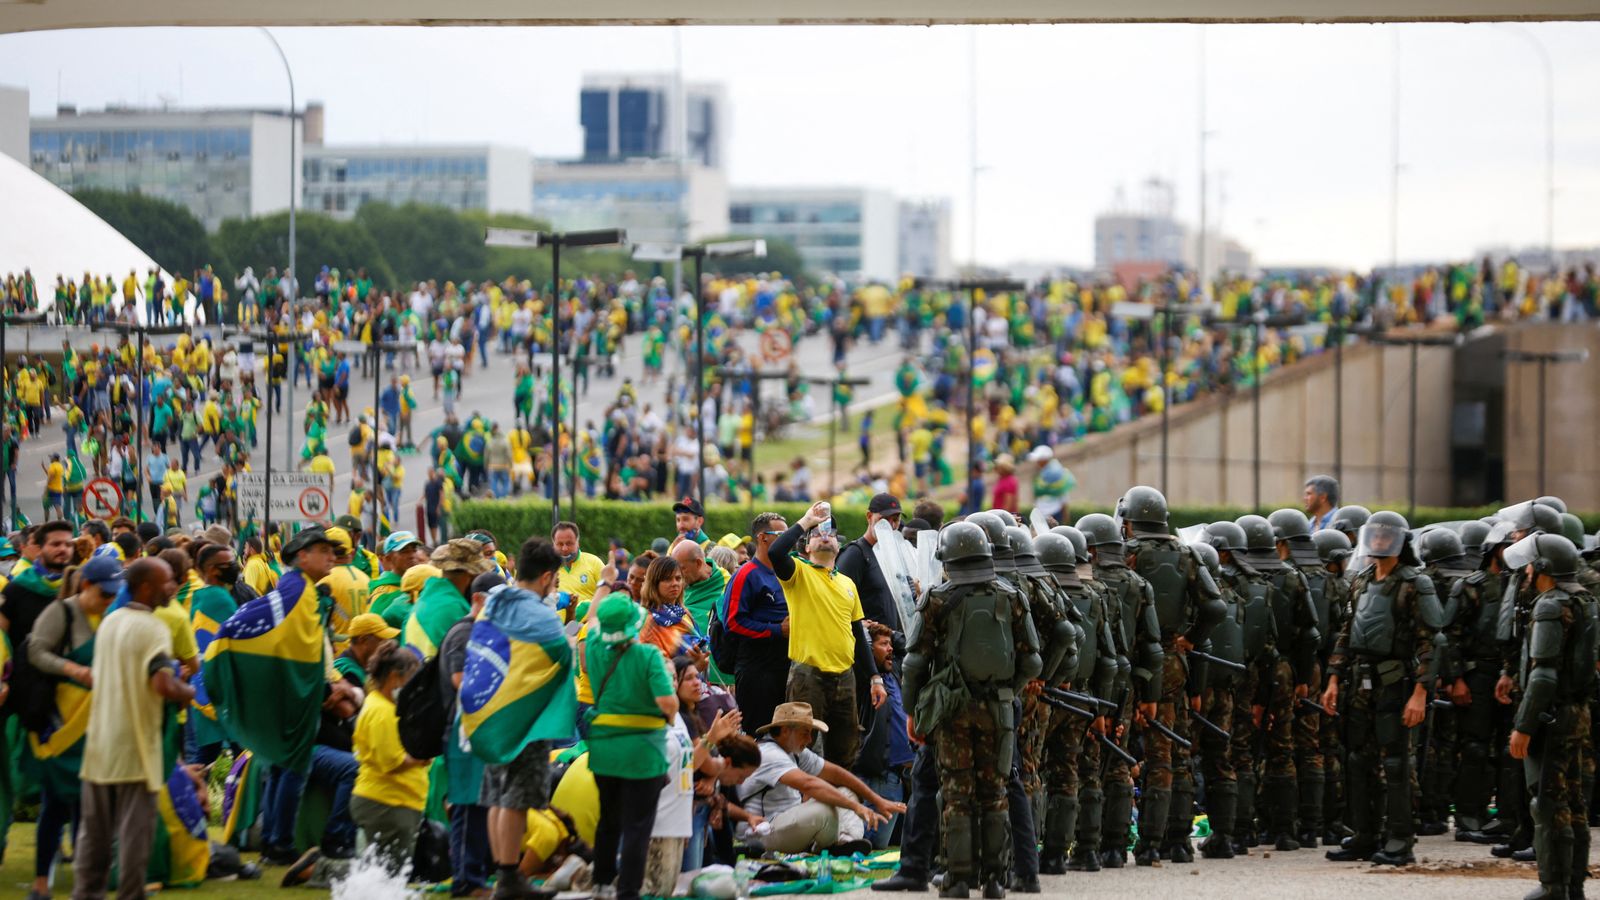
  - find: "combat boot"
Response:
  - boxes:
[1007,873,1039,895]
[1068,788,1103,872]
[1100,782,1133,869]
[942,816,975,900]
[873,872,929,893]
[1297,770,1324,849]
[1369,839,1416,867]
[1136,788,1171,866]
[1037,795,1076,876]
[982,880,1006,900]
[1200,783,1238,860]
[940,881,970,899]
[1268,778,1300,851]
[1167,787,1196,863]
[1236,772,1258,849]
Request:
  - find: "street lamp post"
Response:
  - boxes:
[1497,25,1556,270]
[488,227,627,529]
[634,239,767,509]
[915,276,1025,488]
[1368,330,1461,517]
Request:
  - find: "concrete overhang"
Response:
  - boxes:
[2,0,1599,33]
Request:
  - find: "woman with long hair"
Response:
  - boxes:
[637,557,699,660]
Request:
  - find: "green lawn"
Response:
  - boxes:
[0,823,332,899]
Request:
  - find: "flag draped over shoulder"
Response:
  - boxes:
[148,762,211,888]
[461,586,576,765]
[189,584,238,748]
[202,570,328,774]
[403,576,469,660]
[219,750,263,849]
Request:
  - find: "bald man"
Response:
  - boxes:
[675,539,732,683]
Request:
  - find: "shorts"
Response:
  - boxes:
[336,385,349,401]
[432,365,445,378]
[47,491,64,508]
[479,739,551,810]
[318,376,336,391]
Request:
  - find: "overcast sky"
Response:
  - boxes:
[3,22,1597,271]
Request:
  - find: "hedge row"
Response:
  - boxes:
[453,498,1547,551]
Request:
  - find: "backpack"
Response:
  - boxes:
[397,651,451,760]
[708,610,740,676]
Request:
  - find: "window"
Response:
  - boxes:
[730,205,752,224]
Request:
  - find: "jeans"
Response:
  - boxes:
[593,773,667,900]
[861,769,906,849]
[262,765,306,852]
[448,802,491,892]
[490,469,511,498]
[310,745,360,855]
[684,803,711,871]
[181,437,202,472]
[896,744,941,880]
[386,487,402,516]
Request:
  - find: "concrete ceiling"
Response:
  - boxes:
[2,0,1598,32]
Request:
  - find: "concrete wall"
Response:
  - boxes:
[1051,337,1457,511]
[1502,322,1600,508]
[0,85,26,165]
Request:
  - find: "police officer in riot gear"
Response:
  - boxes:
[1311,528,1355,844]
[1330,506,1372,544]
[1034,530,1116,874]
[1191,538,1246,859]
[1322,510,1444,866]
[1206,520,1275,855]
[1416,527,1477,836]
[1270,507,1339,847]
[1237,513,1318,851]
[1117,486,1226,866]
[1504,533,1596,900]
[1460,520,1493,571]
[1075,512,1163,868]
[904,522,1043,900]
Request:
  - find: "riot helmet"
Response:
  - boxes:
[1236,514,1283,568]
[1117,485,1170,536]
[1418,528,1465,567]
[1035,532,1079,572]
[1498,500,1562,538]
[1076,513,1124,560]
[1008,526,1044,574]
[1503,532,1581,579]
[1534,495,1568,514]
[1458,520,1491,554]
[967,511,1012,562]
[1560,513,1585,546]
[986,509,1020,528]
[1050,525,1090,564]
[938,522,992,565]
[1268,508,1313,542]
[1311,529,1353,565]
[1330,505,1371,539]
[1205,521,1248,554]
[1358,510,1412,560]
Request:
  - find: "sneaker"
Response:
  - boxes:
[260,845,302,867]
[280,848,322,888]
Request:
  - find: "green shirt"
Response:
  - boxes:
[682,565,732,685]
[583,635,673,779]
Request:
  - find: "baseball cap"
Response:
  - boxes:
[281,526,335,564]
[335,514,363,533]
[80,555,126,593]
[672,497,705,518]
[339,613,400,642]
[868,493,903,517]
[324,527,354,555]
[382,531,424,555]
[431,539,494,577]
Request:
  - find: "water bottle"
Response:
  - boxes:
[817,850,833,886]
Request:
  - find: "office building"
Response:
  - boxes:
[579,73,726,169]
[534,157,727,244]
[27,104,300,232]
[898,198,953,279]
[729,187,899,282]
[303,144,532,218]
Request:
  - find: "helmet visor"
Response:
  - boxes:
[1502,534,1541,573]
[1358,523,1408,560]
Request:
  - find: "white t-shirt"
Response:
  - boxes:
[735,739,825,839]
[653,714,696,838]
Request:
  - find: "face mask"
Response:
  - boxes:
[216,563,242,585]
[561,551,579,564]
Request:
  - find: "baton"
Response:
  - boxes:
[1098,733,1138,766]
[1045,686,1118,711]
[1187,708,1231,742]
[1188,650,1248,674]
[1299,697,1334,716]
[1039,695,1096,720]
[1144,716,1193,751]
[1430,699,1455,710]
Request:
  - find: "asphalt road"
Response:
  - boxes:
[5,322,915,530]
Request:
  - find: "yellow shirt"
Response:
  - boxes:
[243,556,279,596]
[154,600,199,662]
[780,560,863,674]
[320,564,371,640]
[45,462,65,493]
[80,606,173,791]
[162,468,188,497]
[574,621,594,704]
[308,455,336,475]
[353,692,428,811]
[558,552,605,609]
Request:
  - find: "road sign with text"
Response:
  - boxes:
[237,472,335,525]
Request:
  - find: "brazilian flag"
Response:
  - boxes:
[189,584,238,749]
[402,576,470,660]
[219,750,263,849]
[202,569,329,774]
[148,762,211,887]
[461,587,576,764]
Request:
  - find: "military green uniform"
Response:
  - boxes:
[1325,513,1442,865]
[1074,513,1162,868]
[1119,487,1225,866]
[1417,533,1475,833]
[1034,530,1116,874]
[903,522,1043,899]
[1191,540,1243,859]
[1505,533,1596,900]
[1443,566,1510,834]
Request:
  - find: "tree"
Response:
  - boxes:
[212,212,396,297]
[696,235,810,285]
[355,202,487,289]
[72,188,217,276]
